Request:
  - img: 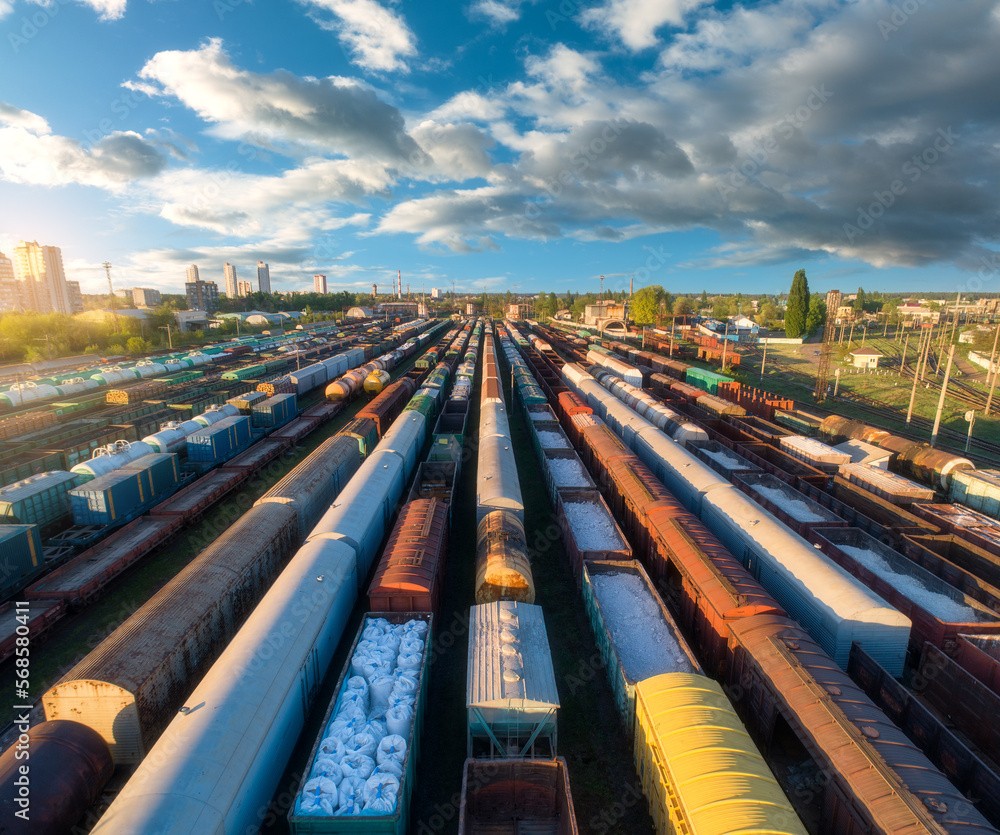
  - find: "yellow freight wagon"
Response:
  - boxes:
[633,672,806,835]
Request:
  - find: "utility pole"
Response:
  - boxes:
[669,315,676,357]
[159,324,173,350]
[760,336,768,381]
[901,330,910,374]
[906,327,928,423]
[721,322,730,370]
[103,261,119,334]
[966,410,976,453]
[930,343,955,447]
[985,320,1000,416]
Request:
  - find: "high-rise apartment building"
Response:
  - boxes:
[224,262,238,298]
[186,264,200,283]
[13,241,72,313]
[237,280,252,297]
[257,261,271,294]
[185,279,219,312]
[313,274,327,294]
[0,252,19,311]
[133,287,162,308]
[431,287,441,299]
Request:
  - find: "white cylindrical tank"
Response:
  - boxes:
[71,440,156,480]
[0,382,60,407]
[142,420,204,454]
[192,404,240,427]
[55,378,101,397]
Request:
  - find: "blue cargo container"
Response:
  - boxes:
[68,453,179,526]
[0,524,43,598]
[186,416,252,465]
[252,393,298,429]
[69,469,144,526]
[120,453,180,499]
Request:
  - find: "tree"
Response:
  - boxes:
[853,287,867,313]
[784,269,810,338]
[631,285,665,326]
[700,290,709,309]
[126,336,151,354]
[673,296,693,317]
[712,296,734,320]
[758,300,780,327]
[805,296,827,336]
[882,300,900,325]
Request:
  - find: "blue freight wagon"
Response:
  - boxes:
[0,524,43,598]
[186,416,252,465]
[68,453,179,526]
[0,471,80,531]
[252,393,298,429]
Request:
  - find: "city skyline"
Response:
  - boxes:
[1,2,998,298]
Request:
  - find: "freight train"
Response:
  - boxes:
[89,345,452,832]
[511,323,996,833]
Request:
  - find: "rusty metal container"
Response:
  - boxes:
[368,498,448,615]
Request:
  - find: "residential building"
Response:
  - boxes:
[835,305,857,324]
[65,281,84,314]
[132,287,162,308]
[223,262,238,298]
[0,252,19,311]
[897,304,941,325]
[185,279,219,313]
[13,241,72,313]
[186,264,200,283]
[313,274,327,294]
[506,303,532,320]
[257,261,271,294]
[237,280,253,297]
[431,287,442,299]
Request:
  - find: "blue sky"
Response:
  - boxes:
[1,0,998,299]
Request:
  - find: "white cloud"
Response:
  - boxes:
[0,103,166,189]
[410,121,495,181]
[130,39,421,161]
[470,0,525,25]
[1,0,126,20]
[300,0,417,73]
[149,158,389,237]
[430,91,506,123]
[80,0,126,20]
[581,0,710,51]
[0,102,49,133]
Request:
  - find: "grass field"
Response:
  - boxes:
[734,338,1000,445]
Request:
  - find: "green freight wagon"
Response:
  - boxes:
[0,471,80,531]
[684,367,734,395]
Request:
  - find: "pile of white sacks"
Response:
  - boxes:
[297,617,428,816]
